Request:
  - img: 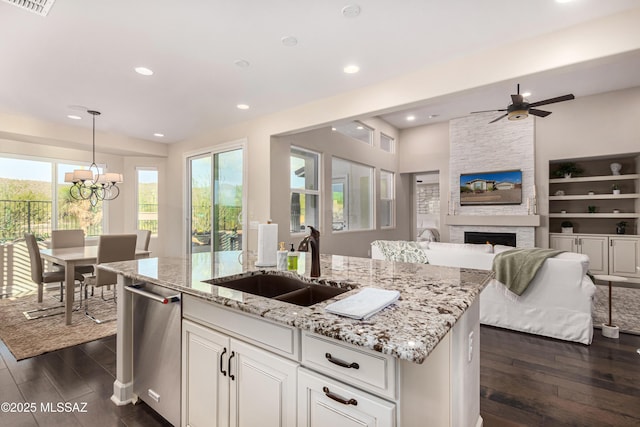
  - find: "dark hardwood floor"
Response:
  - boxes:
[480,326,640,426]
[0,335,170,427]
[1,326,639,426]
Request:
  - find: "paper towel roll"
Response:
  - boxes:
[256,223,278,267]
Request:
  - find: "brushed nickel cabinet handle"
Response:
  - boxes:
[322,386,357,406]
[325,352,359,369]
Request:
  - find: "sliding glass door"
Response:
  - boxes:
[187,147,244,257]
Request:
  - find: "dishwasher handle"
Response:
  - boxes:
[125,284,180,304]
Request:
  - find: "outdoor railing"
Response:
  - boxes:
[0,199,102,243]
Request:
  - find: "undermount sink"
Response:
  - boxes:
[204,273,350,306]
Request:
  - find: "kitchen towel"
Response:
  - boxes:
[324,288,400,320]
[256,223,278,267]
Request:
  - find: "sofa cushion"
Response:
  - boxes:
[554,251,590,277]
[494,244,515,254]
[427,241,493,253]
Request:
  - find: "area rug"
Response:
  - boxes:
[0,291,117,360]
[592,284,640,335]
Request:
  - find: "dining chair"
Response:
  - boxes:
[84,234,137,324]
[51,229,95,300]
[23,233,85,320]
[135,229,151,251]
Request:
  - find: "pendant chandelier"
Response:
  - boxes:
[65,110,123,206]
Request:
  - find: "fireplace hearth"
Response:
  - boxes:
[465,231,516,247]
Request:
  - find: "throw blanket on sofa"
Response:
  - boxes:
[492,248,563,296]
[371,240,428,264]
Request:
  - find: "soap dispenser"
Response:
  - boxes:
[277,242,288,271]
[287,243,298,271]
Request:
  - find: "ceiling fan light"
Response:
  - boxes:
[508,110,528,121]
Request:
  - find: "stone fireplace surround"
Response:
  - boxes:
[450,226,535,248]
[448,108,537,249]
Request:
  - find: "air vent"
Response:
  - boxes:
[2,0,56,16]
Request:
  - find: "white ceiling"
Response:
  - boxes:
[1,0,639,143]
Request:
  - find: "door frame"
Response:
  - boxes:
[183,139,248,256]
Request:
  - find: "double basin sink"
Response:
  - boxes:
[203,273,351,307]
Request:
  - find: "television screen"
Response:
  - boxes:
[460,170,522,205]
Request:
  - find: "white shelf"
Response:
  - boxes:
[549,213,640,219]
[549,193,640,201]
[549,173,639,184]
[445,215,540,226]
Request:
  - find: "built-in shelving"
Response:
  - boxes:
[549,173,639,184]
[548,213,640,219]
[549,194,640,201]
[548,156,639,236]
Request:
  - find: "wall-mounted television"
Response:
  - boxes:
[460,170,522,206]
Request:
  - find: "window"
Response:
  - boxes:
[380,170,395,227]
[332,121,373,145]
[137,168,158,235]
[0,156,106,242]
[332,157,373,231]
[290,147,320,233]
[380,133,395,153]
[57,163,103,236]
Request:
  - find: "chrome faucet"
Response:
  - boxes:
[298,226,320,277]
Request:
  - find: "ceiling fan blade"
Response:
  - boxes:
[489,113,508,124]
[511,94,523,104]
[529,108,552,117]
[529,94,575,108]
[471,109,507,114]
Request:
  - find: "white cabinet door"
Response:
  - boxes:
[229,339,298,427]
[182,319,230,427]
[549,234,577,252]
[297,368,395,427]
[578,235,609,275]
[609,237,640,278]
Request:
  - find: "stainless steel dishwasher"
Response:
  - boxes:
[126,283,181,427]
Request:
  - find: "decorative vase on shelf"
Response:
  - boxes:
[616,221,627,235]
[612,184,621,195]
[610,162,622,175]
[561,221,573,234]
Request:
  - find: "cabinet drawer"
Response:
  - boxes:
[298,367,396,427]
[301,331,397,400]
[183,294,300,360]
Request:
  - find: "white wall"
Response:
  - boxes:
[270,118,410,258]
[535,86,640,247]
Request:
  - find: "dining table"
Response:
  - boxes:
[40,245,150,325]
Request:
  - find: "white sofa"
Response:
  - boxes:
[371,241,596,345]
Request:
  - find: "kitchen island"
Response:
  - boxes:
[102,252,493,427]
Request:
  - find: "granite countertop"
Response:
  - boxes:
[100,252,493,364]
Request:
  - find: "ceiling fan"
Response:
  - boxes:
[471,84,575,123]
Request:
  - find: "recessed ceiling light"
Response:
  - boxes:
[342,4,361,18]
[331,127,337,131]
[343,64,360,74]
[281,36,298,47]
[67,114,82,120]
[234,59,250,68]
[356,126,364,130]
[237,104,250,110]
[154,133,164,137]
[522,92,532,98]
[406,115,416,121]
[135,66,154,76]
[428,114,439,119]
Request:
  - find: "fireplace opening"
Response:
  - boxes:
[464,232,516,247]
